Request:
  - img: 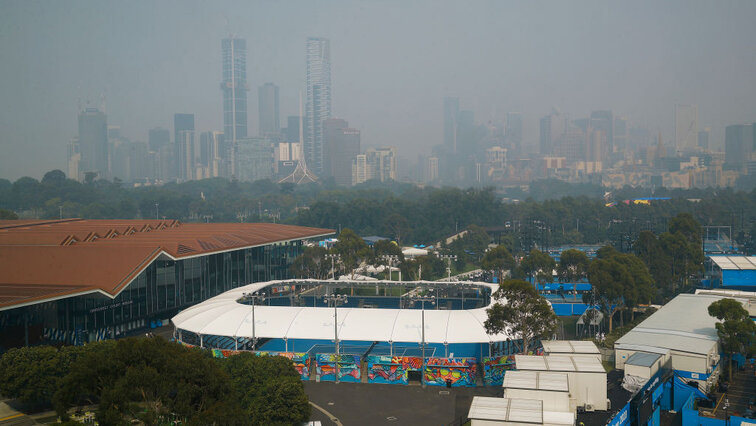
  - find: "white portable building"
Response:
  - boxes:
[515,355,608,411]
[502,371,571,413]
[541,340,600,361]
[468,397,575,426]
[623,352,663,380]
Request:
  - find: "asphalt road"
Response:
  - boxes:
[304,381,502,426]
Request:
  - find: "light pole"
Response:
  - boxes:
[325,253,340,280]
[155,202,159,220]
[408,293,435,387]
[323,293,348,383]
[438,254,457,281]
[382,254,400,281]
[242,291,266,350]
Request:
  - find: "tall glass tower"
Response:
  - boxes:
[305,37,331,176]
[221,37,248,176]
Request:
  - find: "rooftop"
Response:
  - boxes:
[541,340,600,355]
[708,255,756,270]
[625,352,662,368]
[0,219,333,311]
[614,293,744,355]
[515,355,605,373]
[468,397,574,425]
[502,370,570,392]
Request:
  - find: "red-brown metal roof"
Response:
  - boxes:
[0,219,334,310]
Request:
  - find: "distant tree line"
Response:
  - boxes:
[4,171,756,250]
[0,337,310,425]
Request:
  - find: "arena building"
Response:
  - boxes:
[172,279,527,386]
[0,219,332,349]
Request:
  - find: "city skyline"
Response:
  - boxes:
[1,1,756,180]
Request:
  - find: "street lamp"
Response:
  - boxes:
[382,254,400,281]
[323,293,348,383]
[242,291,266,350]
[325,253,341,280]
[408,293,435,387]
[438,254,457,281]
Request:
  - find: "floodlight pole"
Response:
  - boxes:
[326,253,340,280]
[243,291,266,350]
[439,254,457,282]
[324,293,348,383]
[409,294,435,388]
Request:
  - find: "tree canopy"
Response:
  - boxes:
[708,298,756,381]
[484,279,558,353]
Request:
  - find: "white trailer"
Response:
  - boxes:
[502,371,571,413]
[468,397,575,426]
[515,355,608,411]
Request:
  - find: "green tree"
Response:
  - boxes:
[221,353,310,425]
[708,298,756,382]
[587,249,655,331]
[481,245,515,283]
[484,279,558,353]
[520,249,556,285]
[0,345,82,408]
[0,208,17,219]
[290,246,331,279]
[332,228,369,278]
[556,249,589,283]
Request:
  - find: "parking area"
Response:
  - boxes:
[304,381,502,426]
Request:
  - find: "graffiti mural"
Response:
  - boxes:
[366,356,423,384]
[255,351,310,380]
[482,355,516,386]
[181,344,311,381]
[424,358,477,387]
[316,354,361,382]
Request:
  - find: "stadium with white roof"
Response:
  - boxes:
[172,279,520,359]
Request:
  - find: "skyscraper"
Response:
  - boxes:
[148,127,170,152]
[174,113,195,181]
[258,83,280,137]
[443,97,460,154]
[505,112,522,156]
[674,104,698,152]
[222,37,248,175]
[305,37,331,176]
[324,118,360,185]
[590,110,613,161]
[78,108,108,178]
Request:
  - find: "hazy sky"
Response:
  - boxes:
[1,0,755,180]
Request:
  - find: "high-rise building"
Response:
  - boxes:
[614,117,628,153]
[258,83,280,137]
[78,108,108,178]
[222,38,248,145]
[324,118,360,185]
[352,146,397,185]
[199,131,224,178]
[284,116,300,143]
[539,111,565,156]
[698,128,710,150]
[443,97,460,154]
[148,128,170,152]
[173,114,195,181]
[590,110,613,158]
[305,37,331,176]
[67,137,81,181]
[505,112,522,155]
[176,130,196,181]
[674,104,698,152]
[424,156,439,183]
[235,137,273,182]
[725,124,754,171]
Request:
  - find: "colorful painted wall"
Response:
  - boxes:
[424,357,477,387]
[366,355,422,384]
[316,354,361,382]
[482,355,516,386]
[180,343,311,381]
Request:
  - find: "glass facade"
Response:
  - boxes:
[0,241,302,347]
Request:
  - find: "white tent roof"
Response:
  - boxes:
[172,279,512,344]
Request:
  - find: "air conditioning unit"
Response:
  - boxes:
[585,404,595,412]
